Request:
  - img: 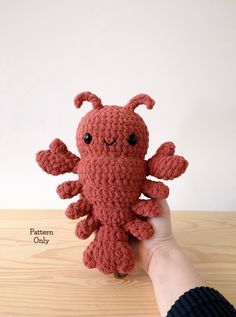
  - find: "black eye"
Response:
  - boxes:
[128,133,137,145]
[84,132,92,144]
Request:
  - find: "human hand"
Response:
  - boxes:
[130,199,178,275]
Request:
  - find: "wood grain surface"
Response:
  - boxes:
[0,210,235,317]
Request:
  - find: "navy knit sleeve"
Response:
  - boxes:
[166,286,236,316]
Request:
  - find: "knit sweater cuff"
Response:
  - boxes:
[166,286,236,316]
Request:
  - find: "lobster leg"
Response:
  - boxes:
[123,219,154,240]
[75,215,100,239]
[65,198,92,219]
[132,198,161,217]
[57,180,82,199]
[142,179,169,199]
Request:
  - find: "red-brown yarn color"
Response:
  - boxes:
[36,91,188,275]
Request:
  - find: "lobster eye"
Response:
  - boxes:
[84,132,92,144]
[128,133,137,145]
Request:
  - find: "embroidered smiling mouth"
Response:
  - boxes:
[103,138,116,146]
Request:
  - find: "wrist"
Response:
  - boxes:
[147,238,205,286]
[147,238,180,278]
[147,241,206,317]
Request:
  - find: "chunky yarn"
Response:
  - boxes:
[36,91,188,275]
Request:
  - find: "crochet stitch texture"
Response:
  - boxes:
[36,91,188,275]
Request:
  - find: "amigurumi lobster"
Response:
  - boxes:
[36,91,188,276]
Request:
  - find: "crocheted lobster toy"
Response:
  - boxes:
[36,91,188,277]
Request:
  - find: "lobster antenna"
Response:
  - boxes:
[124,94,155,111]
[74,91,103,110]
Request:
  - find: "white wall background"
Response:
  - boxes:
[0,0,236,211]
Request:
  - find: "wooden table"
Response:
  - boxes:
[0,210,235,317]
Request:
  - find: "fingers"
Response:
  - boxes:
[158,199,171,217]
[147,199,172,238]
